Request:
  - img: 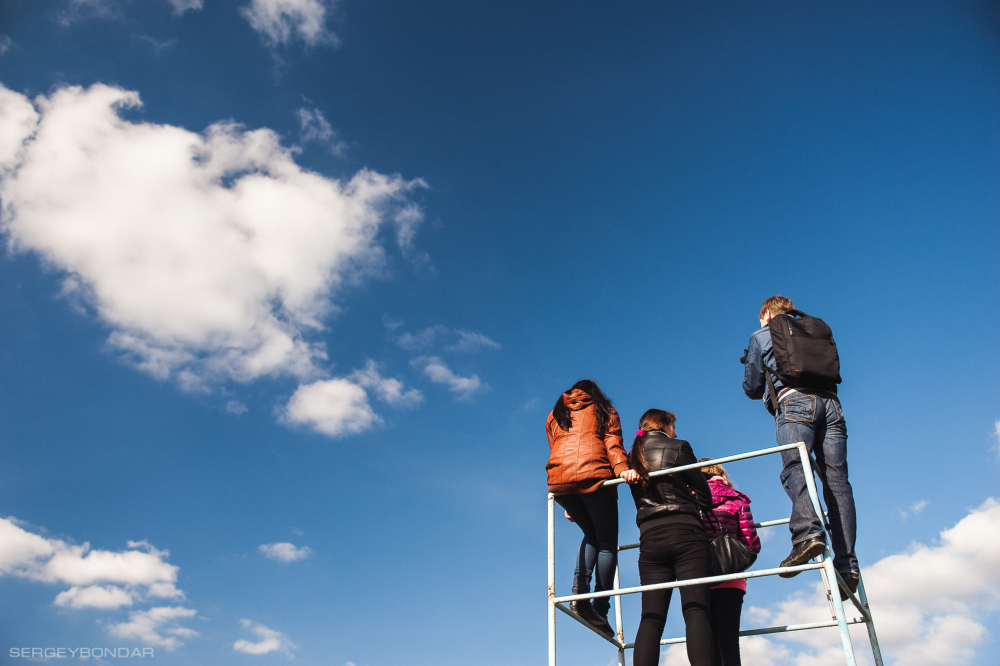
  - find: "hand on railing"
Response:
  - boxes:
[619,469,641,484]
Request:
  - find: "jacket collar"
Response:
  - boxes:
[562,389,593,411]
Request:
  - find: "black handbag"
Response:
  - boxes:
[706,507,757,576]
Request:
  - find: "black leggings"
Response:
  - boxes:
[710,588,745,666]
[633,523,713,666]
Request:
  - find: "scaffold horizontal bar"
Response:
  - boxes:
[604,443,801,488]
[617,513,828,552]
[620,617,868,648]
[552,443,803,496]
[553,602,623,648]
[553,561,826,604]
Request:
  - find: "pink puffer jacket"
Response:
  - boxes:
[703,476,761,554]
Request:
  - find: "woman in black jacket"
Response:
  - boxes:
[628,409,713,666]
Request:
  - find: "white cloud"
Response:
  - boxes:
[138,35,178,54]
[56,0,119,25]
[227,399,249,415]
[0,82,425,435]
[108,606,198,651]
[0,517,195,646]
[898,498,929,520]
[282,360,421,437]
[0,517,182,608]
[283,377,378,436]
[396,325,448,352]
[395,326,497,354]
[241,0,336,48]
[350,359,422,408]
[992,420,1000,457]
[166,0,203,14]
[415,356,487,401]
[0,35,12,56]
[445,330,500,353]
[661,635,789,666]
[54,584,135,609]
[259,542,312,563]
[234,619,296,656]
[298,106,345,155]
[742,497,1000,666]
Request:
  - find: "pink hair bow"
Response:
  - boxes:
[636,430,646,437]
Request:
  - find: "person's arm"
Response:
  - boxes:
[546,413,558,449]
[679,442,713,511]
[739,500,761,554]
[743,332,765,400]
[603,408,631,478]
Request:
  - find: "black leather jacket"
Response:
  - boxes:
[629,432,713,527]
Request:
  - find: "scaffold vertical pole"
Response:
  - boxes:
[799,443,857,666]
[547,492,557,666]
[857,574,885,665]
[613,566,625,666]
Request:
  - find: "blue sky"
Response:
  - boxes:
[0,1,998,665]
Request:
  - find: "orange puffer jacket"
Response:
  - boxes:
[546,389,629,494]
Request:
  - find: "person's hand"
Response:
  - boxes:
[564,511,575,523]
[619,469,640,484]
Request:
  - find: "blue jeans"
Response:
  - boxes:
[775,390,859,574]
[555,488,619,617]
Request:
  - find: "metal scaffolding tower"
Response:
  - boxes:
[546,442,883,666]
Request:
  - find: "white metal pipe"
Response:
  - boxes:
[548,493,557,666]
[621,616,868,648]
[586,443,803,491]
[554,561,826,603]
[553,603,622,648]
[799,443,857,666]
[617,512,829,553]
[613,566,624,645]
[856,572,884,665]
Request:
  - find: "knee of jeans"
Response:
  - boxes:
[779,465,804,486]
[639,612,667,629]
[681,600,710,617]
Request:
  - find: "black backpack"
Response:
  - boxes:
[764,309,841,412]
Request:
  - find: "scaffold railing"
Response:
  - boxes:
[546,442,884,666]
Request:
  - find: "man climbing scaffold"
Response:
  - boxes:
[546,442,884,666]
[742,296,861,597]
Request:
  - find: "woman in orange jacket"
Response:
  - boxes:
[546,379,638,638]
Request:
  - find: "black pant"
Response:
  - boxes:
[709,588,744,666]
[555,489,619,617]
[633,523,713,666]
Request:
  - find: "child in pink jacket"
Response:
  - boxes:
[699,460,760,666]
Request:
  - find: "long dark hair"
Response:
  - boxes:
[552,379,614,437]
[628,409,677,487]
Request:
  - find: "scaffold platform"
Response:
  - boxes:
[546,442,883,666]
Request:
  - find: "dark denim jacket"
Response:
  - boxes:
[742,325,783,401]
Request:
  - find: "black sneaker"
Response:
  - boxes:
[569,600,615,639]
[569,599,601,625]
[839,571,860,601]
[591,615,616,640]
[778,536,826,577]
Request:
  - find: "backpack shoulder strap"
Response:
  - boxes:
[763,366,780,415]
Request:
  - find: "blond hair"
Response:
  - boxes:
[698,457,734,487]
[760,295,794,320]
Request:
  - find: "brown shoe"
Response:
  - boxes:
[778,536,826,577]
